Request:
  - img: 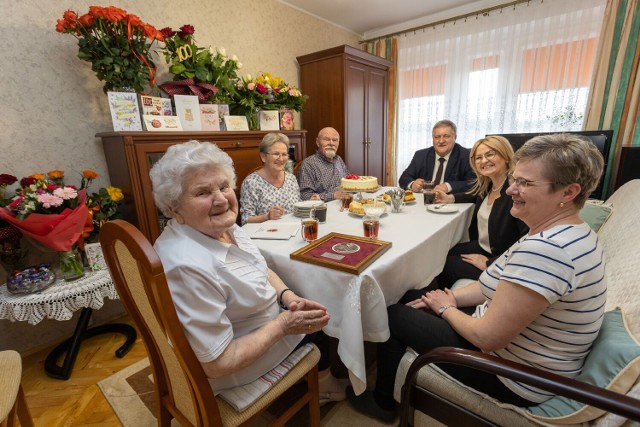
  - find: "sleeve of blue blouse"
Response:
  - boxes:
[164,264,233,363]
[239,176,259,225]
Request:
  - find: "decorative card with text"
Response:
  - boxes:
[200,104,220,131]
[107,91,142,131]
[174,94,202,131]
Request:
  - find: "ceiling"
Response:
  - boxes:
[277,0,506,39]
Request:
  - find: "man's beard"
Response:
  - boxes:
[323,148,336,159]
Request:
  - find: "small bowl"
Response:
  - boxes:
[6,264,57,295]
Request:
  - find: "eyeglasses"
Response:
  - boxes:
[265,152,289,159]
[474,150,497,163]
[507,174,556,190]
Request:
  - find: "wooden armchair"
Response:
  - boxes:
[100,219,321,426]
[400,347,640,426]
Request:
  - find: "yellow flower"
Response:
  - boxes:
[82,170,98,180]
[30,173,45,181]
[106,186,124,202]
[48,170,65,180]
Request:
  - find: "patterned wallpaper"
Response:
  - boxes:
[0,0,358,353]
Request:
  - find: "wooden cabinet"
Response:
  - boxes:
[98,131,306,243]
[297,45,390,182]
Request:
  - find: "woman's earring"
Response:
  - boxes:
[559,202,565,208]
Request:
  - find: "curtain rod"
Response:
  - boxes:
[360,0,540,44]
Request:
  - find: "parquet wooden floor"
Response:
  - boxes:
[19,317,146,426]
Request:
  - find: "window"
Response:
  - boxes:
[396,0,606,176]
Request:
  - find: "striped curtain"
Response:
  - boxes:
[362,38,398,186]
[584,0,640,198]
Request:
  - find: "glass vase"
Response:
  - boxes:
[246,107,260,130]
[59,248,85,281]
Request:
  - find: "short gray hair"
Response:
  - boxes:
[433,120,457,137]
[149,140,236,217]
[260,133,290,153]
[514,133,604,207]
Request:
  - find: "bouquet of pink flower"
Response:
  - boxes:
[0,171,89,252]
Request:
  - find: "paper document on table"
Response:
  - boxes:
[248,223,300,240]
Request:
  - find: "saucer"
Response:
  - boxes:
[427,204,459,214]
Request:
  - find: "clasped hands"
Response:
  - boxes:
[406,288,457,314]
[280,298,330,335]
[267,205,285,220]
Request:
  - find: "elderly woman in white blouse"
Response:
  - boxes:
[240,133,300,225]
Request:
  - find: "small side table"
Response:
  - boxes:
[0,269,136,380]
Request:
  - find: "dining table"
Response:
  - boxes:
[242,188,474,394]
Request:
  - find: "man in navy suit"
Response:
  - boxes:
[399,120,475,194]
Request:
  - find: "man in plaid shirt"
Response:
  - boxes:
[297,127,350,201]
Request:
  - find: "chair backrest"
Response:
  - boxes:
[600,179,640,337]
[100,220,221,426]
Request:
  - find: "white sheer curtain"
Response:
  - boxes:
[396,0,607,176]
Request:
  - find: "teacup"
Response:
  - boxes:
[301,218,318,242]
[310,203,327,223]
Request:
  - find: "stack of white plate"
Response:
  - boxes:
[293,200,324,218]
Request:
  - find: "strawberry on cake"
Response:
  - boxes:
[340,174,379,191]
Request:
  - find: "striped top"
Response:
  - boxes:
[474,222,606,402]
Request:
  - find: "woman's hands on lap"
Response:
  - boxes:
[278,298,330,334]
[405,288,457,312]
[460,253,488,270]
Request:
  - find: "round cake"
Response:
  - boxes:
[341,174,378,191]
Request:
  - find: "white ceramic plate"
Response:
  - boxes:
[427,204,459,214]
[294,200,324,209]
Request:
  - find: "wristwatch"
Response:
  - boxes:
[438,304,453,317]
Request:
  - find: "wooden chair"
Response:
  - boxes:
[100,220,321,426]
[0,350,34,427]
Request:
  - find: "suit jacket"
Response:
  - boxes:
[454,184,528,266]
[398,143,475,193]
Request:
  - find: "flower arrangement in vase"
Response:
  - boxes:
[159,24,241,103]
[55,6,164,93]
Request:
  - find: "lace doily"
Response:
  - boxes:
[0,269,118,325]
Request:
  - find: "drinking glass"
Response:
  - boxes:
[341,192,353,210]
[362,215,380,240]
[301,218,319,242]
[422,180,435,205]
[363,199,386,217]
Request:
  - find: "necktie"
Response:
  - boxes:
[434,157,445,185]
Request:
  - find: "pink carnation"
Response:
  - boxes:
[247,82,255,90]
[37,193,64,208]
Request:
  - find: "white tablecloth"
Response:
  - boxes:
[243,189,474,394]
[0,269,117,325]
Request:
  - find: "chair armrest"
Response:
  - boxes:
[400,347,640,425]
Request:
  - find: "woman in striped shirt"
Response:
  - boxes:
[348,133,606,422]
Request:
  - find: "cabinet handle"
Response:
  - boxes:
[235,141,242,147]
